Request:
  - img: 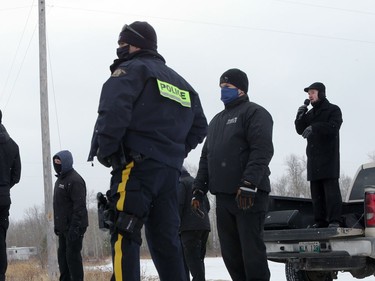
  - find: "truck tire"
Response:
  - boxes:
[285,262,333,281]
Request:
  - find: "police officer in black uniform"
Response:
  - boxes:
[88,21,207,281]
[193,69,273,281]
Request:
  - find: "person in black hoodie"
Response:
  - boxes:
[295,82,343,228]
[53,150,88,281]
[193,69,274,281]
[88,21,207,281]
[178,166,210,281]
[0,110,21,281]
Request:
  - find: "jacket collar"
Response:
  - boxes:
[224,95,249,109]
[110,49,166,73]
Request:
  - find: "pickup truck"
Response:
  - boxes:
[265,162,375,281]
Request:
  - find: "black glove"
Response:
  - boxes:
[236,181,257,210]
[68,227,80,241]
[54,228,60,236]
[302,125,313,138]
[191,189,205,219]
[297,105,307,114]
[296,105,308,120]
[296,99,310,120]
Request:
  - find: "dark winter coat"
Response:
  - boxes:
[53,151,88,232]
[178,169,210,232]
[88,50,207,169]
[0,124,21,206]
[194,96,274,194]
[295,98,342,181]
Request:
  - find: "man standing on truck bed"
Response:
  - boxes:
[295,82,343,228]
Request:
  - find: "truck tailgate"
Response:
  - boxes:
[264,227,364,242]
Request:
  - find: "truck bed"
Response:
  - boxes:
[266,195,364,229]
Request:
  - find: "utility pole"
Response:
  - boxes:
[38,0,58,279]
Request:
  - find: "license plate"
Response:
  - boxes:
[299,241,320,253]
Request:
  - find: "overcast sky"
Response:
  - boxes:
[1,0,375,221]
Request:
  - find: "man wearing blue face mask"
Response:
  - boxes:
[192,68,274,281]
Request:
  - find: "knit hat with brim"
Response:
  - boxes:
[304,82,326,98]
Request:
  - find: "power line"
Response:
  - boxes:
[273,0,375,16]
[0,0,36,106]
[49,4,375,45]
[0,5,36,12]
[2,21,38,110]
[222,24,375,45]
[47,35,62,150]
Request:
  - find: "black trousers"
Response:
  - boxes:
[310,178,342,225]
[216,192,270,281]
[181,230,209,281]
[57,232,84,281]
[0,205,9,281]
[110,159,187,281]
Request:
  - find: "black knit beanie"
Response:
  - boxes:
[304,82,326,99]
[118,21,157,51]
[219,68,249,94]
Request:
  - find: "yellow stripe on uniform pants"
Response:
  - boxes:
[114,233,123,281]
[114,161,134,281]
[116,161,134,211]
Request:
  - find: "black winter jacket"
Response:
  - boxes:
[53,151,88,232]
[178,169,210,232]
[295,98,342,181]
[88,50,207,169]
[194,96,274,194]
[0,124,21,205]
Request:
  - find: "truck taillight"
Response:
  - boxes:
[365,192,375,227]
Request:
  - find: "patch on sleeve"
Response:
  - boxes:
[111,68,127,77]
[156,79,191,107]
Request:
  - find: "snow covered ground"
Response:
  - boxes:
[135,257,373,280]
[95,257,374,280]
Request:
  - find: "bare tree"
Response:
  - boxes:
[271,175,289,196]
[7,199,111,265]
[272,154,354,202]
[272,154,310,198]
[367,151,375,162]
[339,173,352,201]
[7,205,48,267]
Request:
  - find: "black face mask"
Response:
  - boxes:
[54,163,61,175]
[53,157,62,175]
[116,45,130,59]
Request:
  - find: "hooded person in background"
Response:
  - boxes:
[88,21,207,281]
[295,82,343,228]
[178,166,210,281]
[0,109,21,281]
[53,150,88,281]
[193,69,273,281]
